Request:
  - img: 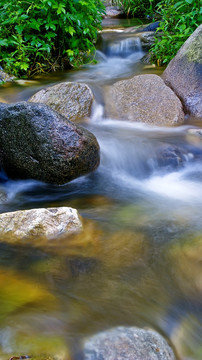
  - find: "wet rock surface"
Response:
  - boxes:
[105,74,184,126]
[162,24,202,118]
[0,207,82,242]
[155,144,188,170]
[82,326,176,360]
[0,69,15,83]
[104,6,124,19]
[29,81,94,123]
[140,32,156,48]
[123,21,160,34]
[0,102,100,184]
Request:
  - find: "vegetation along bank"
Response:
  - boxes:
[0,0,201,77]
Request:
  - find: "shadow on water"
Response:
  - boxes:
[0,20,202,360]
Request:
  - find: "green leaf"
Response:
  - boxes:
[68,26,75,36]
[0,39,9,47]
[20,62,29,70]
[66,49,74,56]
[15,25,24,34]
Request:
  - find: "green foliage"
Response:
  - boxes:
[0,0,105,76]
[113,0,159,17]
[150,0,202,65]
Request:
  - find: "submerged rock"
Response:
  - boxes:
[0,207,82,242]
[0,267,55,321]
[29,82,94,123]
[0,97,7,103]
[155,144,188,170]
[0,102,100,184]
[105,74,184,126]
[0,190,7,204]
[168,233,202,298]
[82,326,176,359]
[162,24,202,118]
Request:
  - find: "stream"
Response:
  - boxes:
[0,18,202,360]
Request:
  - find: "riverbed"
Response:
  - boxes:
[0,18,202,360]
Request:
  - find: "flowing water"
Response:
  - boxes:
[0,20,202,360]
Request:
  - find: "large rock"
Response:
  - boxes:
[0,102,100,184]
[162,25,202,118]
[104,6,124,18]
[0,69,15,83]
[82,326,176,360]
[139,32,156,49]
[29,81,94,123]
[105,74,184,126]
[0,207,82,242]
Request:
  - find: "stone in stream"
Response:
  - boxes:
[0,266,56,321]
[29,81,94,123]
[103,6,124,18]
[0,97,7,103]
[82,326,176,359]
[139,32,156,49]
[168,233,202,298]
[0,102,100,184]
[0,69,15,83]
[0,207,82,242]
[105,74,184,126]
[162,24,202,118]
[155,144,188,170]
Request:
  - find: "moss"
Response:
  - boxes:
[186,36,202,64]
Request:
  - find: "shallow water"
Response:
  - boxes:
[0,19,202,360]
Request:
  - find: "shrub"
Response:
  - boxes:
[0,0,105,77]
[113,0,159,17]
[150,0,202,65]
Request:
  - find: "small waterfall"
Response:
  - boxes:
[105,37,143,58]
[69,33,145,84]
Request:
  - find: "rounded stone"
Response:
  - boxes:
[29,81,94,123]
[0,207,82,242]
[0,102,100,184]
[162,25,202,118]
[105,74,184,126]
[82,326,176,360]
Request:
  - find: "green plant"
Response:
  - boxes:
[113,0,159,17]
[0,0,105,77]
[150,0,202,65]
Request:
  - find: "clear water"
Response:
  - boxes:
[0,24,202,360]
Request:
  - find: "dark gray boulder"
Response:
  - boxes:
[82,326,176,360]
[0,102,100,184]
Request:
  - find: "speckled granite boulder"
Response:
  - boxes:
[0,69,15,83]
[29,82,94,123]
[82,326,176,360]
[0,207,82,242]
[105,74,184,126]
[162,25,202,118]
